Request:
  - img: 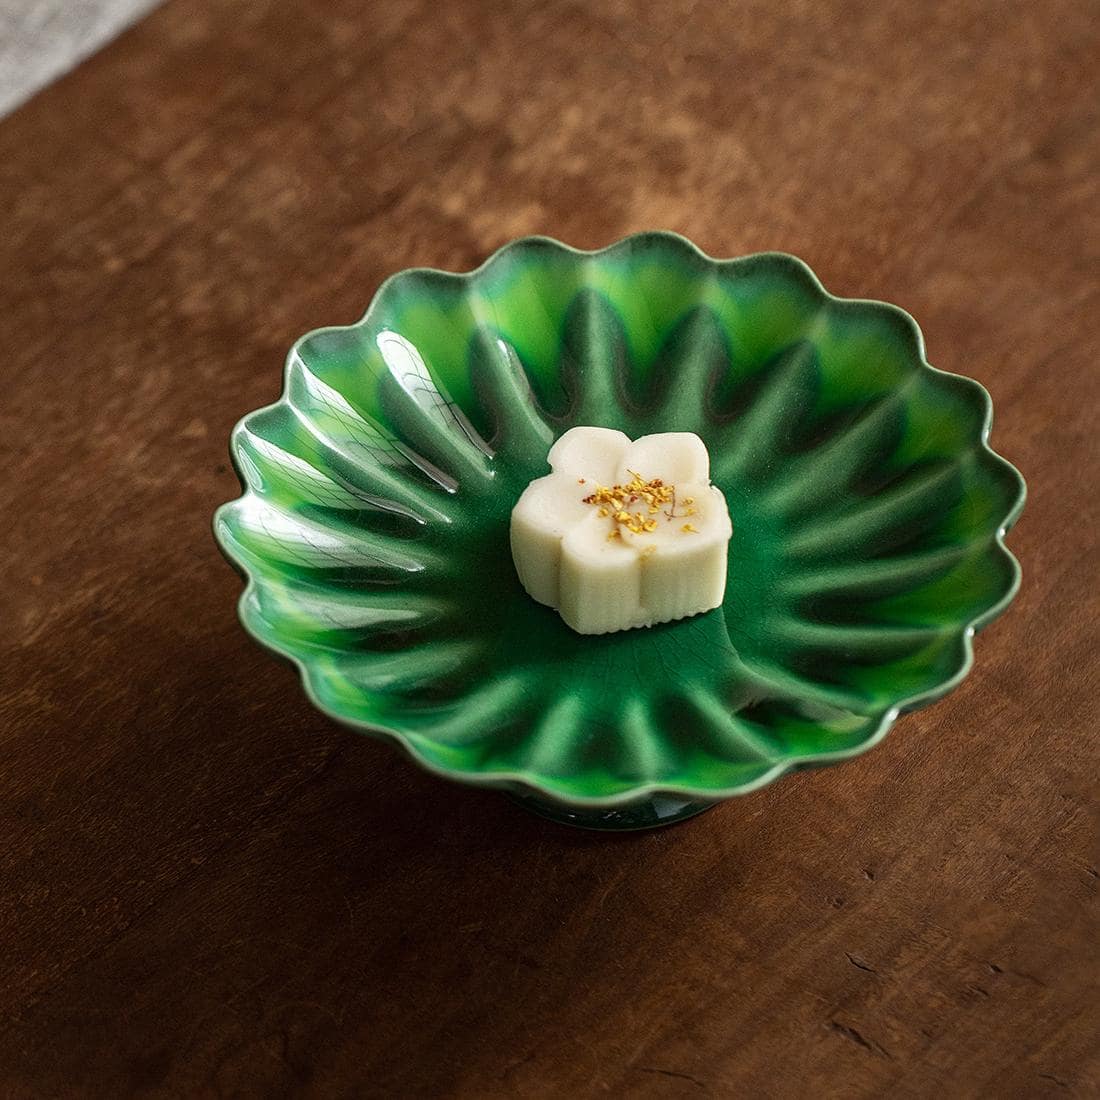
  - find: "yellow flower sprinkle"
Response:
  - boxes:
[682,523,698,533]
[583,472,698,536]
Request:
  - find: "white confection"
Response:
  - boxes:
[510,427,732,634]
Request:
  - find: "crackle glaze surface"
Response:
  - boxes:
[215,233,1025,807]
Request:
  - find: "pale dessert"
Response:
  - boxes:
[510,427,732,635]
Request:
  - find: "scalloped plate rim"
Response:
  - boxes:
[213,231,1026,810]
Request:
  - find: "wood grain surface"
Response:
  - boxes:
[1,0,1097,1096]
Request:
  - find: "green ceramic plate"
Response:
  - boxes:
[215,232,1024,829]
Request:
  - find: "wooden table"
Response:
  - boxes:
[2,1,1097,1095]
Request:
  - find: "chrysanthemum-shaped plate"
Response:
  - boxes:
[215,233,1024,829]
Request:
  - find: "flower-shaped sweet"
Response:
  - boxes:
[511,427,733,634]
[214,232,1025,826]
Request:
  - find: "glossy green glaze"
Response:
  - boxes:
[214,233,1025,821]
